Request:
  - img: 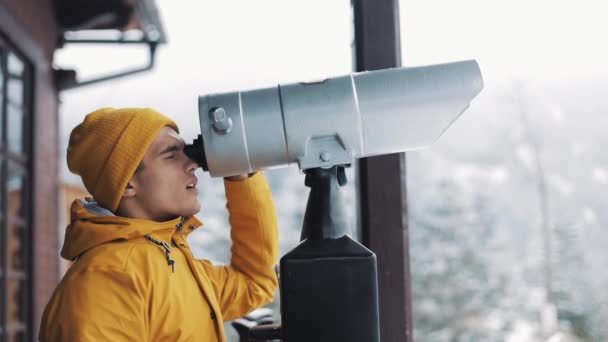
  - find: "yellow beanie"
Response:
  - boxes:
[67,107,179,212]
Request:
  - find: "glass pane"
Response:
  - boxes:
[7,52,24,76]
[0,159,3,282]
[7,161,25,219]
[6,277,26,338]
[0,158,3,209]
[6,158,26,287]
[7,217,24,271]
[1,54,4,142]
[8,331,26,342]
[7,104,24,153]
[7,78,23,106]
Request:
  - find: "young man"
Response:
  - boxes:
[39,107,279,341]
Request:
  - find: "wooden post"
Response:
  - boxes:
[352,1,413,341]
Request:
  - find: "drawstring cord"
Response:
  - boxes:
[144,234,175,273]
[143,217,189,273]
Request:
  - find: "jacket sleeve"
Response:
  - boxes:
[39,266,147,342]
[197,172,279,321]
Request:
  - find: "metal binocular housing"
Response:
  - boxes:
[184,59,483,176]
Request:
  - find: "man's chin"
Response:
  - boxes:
[180,202,201,218]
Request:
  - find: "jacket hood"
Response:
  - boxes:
[61,199,203,261]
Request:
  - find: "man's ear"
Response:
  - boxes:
[122,179,137,198]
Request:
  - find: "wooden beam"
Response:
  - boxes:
[352,1,413,341]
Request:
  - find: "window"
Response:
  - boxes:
[0,34,33,342]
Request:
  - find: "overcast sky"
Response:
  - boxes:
[55,0,608,182]
[401,0,608,82]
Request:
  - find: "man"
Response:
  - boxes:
[39,107,279,341]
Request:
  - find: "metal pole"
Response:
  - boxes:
[352,1,413,341]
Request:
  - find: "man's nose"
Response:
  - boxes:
[185,154,198,174]
[184,153,199,173]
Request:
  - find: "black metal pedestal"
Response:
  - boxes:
[238,166,380,342]
[279,166,380,342]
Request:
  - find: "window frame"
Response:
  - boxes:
[0,32,34,342]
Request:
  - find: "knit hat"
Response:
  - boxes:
[67,107,179,212]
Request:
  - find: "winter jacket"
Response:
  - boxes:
[39,172,279,341]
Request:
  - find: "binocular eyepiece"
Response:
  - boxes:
[184,134,208,171]
[184,60,484,177]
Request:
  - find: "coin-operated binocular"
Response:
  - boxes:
[185,60,484,342]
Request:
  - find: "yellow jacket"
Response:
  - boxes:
[40,172,279,341]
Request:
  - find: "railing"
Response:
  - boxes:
[232,308,281,342]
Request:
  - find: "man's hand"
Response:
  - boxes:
[224,173,255,182]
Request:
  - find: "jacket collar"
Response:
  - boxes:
[60,199,203,260]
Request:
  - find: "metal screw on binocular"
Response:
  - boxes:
[185,60,484,342]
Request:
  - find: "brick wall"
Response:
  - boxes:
[1,0,60,339]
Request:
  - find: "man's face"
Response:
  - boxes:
[128,126,200,221]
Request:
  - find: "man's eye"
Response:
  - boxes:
[165,155,175,160]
